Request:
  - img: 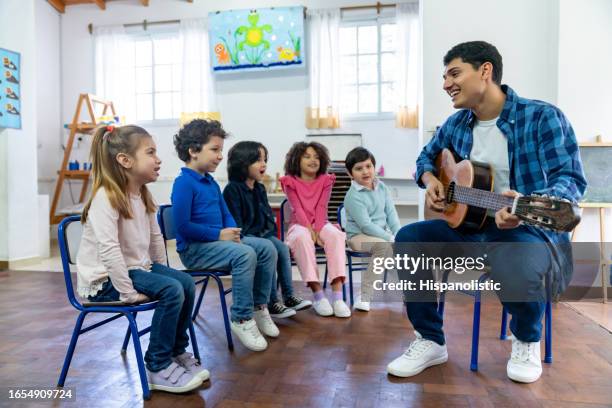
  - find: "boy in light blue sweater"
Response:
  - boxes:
[343,147,401,311]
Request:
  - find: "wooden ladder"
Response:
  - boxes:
[49,93,116,224]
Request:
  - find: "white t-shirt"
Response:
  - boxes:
[470,116,510,193]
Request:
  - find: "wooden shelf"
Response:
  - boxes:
[50,93,116,224]
[64,123,97,134]
[60,170,91,179]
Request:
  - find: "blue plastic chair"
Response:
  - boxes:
[279,199,346,300]
[331,204,376,306]
[437,268,553,371]
[157,205,234,350]
[56,215,201,400]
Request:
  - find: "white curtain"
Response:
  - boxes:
[94,25,135,121]
[395,2,420,128]
[306,8,341,129]
[179,18,219,124]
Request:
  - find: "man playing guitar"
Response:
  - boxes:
[387,41,587,383]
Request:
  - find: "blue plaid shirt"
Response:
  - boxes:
[416,85,586,204]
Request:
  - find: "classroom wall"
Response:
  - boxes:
[557,0,612,242]
[30,0,612,250]
[0,0,41,262]
[43,0,420,215]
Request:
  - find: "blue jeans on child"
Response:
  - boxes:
[88,263,195,372]
[255,235,294,305]
[179,238,275,322]
[395,219,552,346]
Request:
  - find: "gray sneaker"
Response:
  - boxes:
[173,352,210,381]
[147,361,203,393]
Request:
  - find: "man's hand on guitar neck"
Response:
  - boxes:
[495,190,522,229]
[422,172,446,213]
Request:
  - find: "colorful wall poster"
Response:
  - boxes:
[209,6,304,72]
[0,48,21,129]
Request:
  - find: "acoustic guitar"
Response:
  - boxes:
[428,148,581,232]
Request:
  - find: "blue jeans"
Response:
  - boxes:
[395,219,549,345]
[260,235,295,304]
[179,239,275,322]
[88,263,195,372]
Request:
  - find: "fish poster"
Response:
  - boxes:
[209,6,304,72]
[0,48,21,129]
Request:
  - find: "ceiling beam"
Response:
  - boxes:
[47,0,65,13]
[93,0,106,10]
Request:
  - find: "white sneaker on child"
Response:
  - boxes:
[507,338,542,383]
[254,307,280,338]
[173,352,210,381]
[230,319,268,351]
[147,362,203,393]
[332,300,351,318]
[387,331,448,377]
[354,299,371,312]
[313,298,334,316]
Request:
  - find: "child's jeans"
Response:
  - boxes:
[262,235,295,304]
[285,223,346,285]
[87,263,195,372]
[179,239,274,322]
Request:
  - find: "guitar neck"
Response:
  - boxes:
[450,184,515,212]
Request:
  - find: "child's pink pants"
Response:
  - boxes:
[285,223,346,284]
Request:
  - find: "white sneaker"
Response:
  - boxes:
[253,307,280,338]
[387,331,448,377]
[354,299,371,312]
[507,338,542,383]
[332,300,351,318]
[230,319,268,351]
[313,298,334,317]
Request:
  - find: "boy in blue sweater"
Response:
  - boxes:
[343,147,400,312]
[171,119,278,352]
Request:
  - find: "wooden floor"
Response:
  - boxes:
[1,270,612,408]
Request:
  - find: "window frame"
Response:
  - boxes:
[128,28,182,125]
[339,16,397,121]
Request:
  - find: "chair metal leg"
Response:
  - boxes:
[121,312,136,353]
[544,300,552,363]
[470,292,482,372]
[347,255,354,306]
[192,276,210,321]
[125,312,151,400]
[437,270,451,319]
[500,306,508,340]
[212,275,234,351]
[58,311,87,387]
[188,321,201,363]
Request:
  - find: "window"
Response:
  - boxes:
[339,20,397,116]
[132,33,182,122]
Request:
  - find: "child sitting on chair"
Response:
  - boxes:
[223,141,312,319]
[77,125,206,394]
[171,119,278,352]
[343,147,400,312]
[280,142,351,318]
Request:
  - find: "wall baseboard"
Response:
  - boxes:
[8,257,42,270]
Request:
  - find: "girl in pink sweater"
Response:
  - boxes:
[280,142,350,318]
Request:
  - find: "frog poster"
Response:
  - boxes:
[0,48,21,129]
[209,6,304,72]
